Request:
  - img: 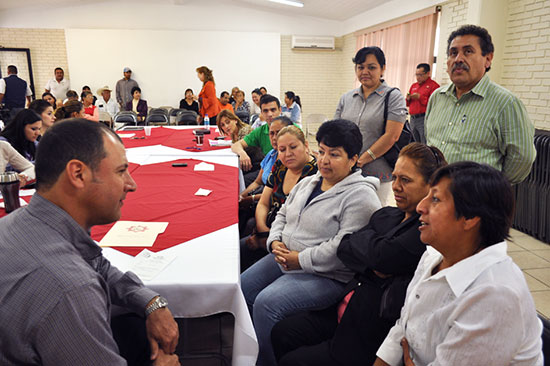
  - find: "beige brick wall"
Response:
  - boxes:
[0,28,69,100]
[280,33,356,137]
[501,0,550,130]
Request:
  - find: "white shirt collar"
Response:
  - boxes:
[429,241,509,297]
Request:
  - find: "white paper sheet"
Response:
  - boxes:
[208,139,232,147]
[129,249,177,281]
[194,162,215,171]
[19,189,36,197]
[195,188,212,196]
[118,133,136,138]
[0,197,27,208]
[99,221,169,247]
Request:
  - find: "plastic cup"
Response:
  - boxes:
[144,126,152,136]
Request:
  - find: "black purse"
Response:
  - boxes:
[383,88,412,169]
[265,202,281,228]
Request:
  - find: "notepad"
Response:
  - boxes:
[99,221,168,247]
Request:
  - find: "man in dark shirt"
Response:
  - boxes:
[0,120,180,366]
[0,65,32,120]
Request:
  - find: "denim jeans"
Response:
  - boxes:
[241,254,345,366]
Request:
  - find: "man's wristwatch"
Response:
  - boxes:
[145,296,168,316]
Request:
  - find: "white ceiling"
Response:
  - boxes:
[0,0,388,21]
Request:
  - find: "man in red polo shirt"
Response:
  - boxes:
[218,91,234,112]
[406,63,440,143]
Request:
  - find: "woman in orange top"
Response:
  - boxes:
[196,66,221,126]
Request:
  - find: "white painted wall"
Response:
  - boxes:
[0,2,342,36]
[65,29,280,108]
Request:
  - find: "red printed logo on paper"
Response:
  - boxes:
[127,225,149,233]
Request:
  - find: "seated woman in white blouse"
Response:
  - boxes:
[375,161,543,366]
[0,141,35,186]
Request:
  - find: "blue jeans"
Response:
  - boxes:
[241,254,345,366]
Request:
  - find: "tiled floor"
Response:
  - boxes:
[509,229,550,318]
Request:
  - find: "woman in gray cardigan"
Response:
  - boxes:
[241,119,382,366]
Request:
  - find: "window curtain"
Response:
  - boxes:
[355,13,438,96]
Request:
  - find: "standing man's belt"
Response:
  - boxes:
[411,113,425,118]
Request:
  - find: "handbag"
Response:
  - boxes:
[383,87,412,168]
[265,202,281,228]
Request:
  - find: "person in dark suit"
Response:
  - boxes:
[126,86,148,124]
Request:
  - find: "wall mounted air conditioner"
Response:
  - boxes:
[291,36,335,50]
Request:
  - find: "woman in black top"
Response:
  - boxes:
[179,88,199,114]
[271,143,447,366]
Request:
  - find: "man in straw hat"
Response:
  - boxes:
[96,85,120,118]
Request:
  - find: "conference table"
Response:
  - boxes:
[0,125,258,366]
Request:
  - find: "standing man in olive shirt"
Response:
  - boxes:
[116,66,139,111]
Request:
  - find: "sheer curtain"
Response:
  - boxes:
[355,13,438,96]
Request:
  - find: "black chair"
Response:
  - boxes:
[169,108,185,125]
[540,314,550,365]
[176,110,199,125]
[145,108,169,125]
[113,111,138,126]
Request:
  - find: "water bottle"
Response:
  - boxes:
[204,114,210,128]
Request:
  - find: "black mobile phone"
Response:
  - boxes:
[215,136,226,140]
[172,163,188,167]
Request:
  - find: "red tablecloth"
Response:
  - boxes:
[118,127,230,151]
[1,128,238,256]
[91,158,238,256]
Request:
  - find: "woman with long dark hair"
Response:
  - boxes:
[29,99,56,137]
[0,109,42,163]
[282,91,302,124]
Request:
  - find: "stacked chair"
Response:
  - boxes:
[513,129,550,244]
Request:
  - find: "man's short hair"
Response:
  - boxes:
[430,161,514,247]
[7,65,17,74]
[35,119,121,190]
[417,63,430,73]
[54,67,64,73]
[66,90,78,99]
[447,24,494,56]
[259,94,280,109]
[220,91,229,98]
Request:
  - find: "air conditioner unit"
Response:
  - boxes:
[291,35,335,50]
